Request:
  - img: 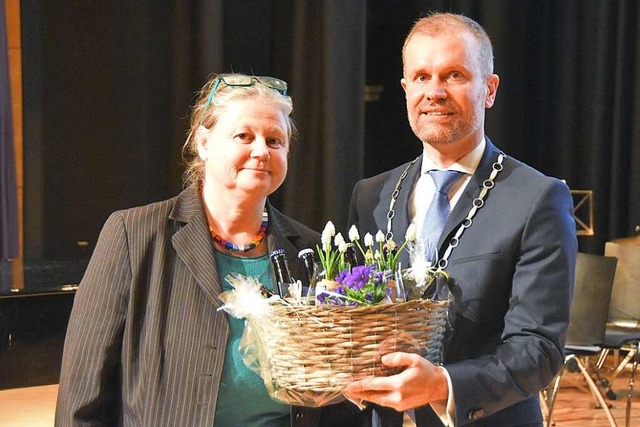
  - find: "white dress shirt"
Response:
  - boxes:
[409,139,486,233]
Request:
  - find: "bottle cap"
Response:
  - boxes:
[298,248,314,258]
[270,249,287,259]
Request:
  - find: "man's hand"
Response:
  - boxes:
[343,352,449,412]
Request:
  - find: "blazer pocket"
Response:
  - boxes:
[448,250,512,324]
[451,250,503,265]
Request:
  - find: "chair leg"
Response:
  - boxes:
[597,348,610,369]
[545,362,571,427]
[624,341,639,427]
[586,355,617,400]
[572,355,618,427]
[539,390,550,424]
[609,347,637,384]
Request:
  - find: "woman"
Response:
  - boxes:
[55,74,363,426]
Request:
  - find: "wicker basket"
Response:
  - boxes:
[263,299,450,407]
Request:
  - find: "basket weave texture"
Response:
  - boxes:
[264,299,450,407]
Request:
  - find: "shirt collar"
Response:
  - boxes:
[420,137,486,175]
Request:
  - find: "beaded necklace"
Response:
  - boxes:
[209,208,269,252]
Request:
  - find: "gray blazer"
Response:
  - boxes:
[348,139,577,426]
[55,186,364,427]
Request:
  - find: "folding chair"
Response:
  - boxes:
[541,252,618,427]
[594,238,640,427]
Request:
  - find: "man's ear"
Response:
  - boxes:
[485,74,500,108]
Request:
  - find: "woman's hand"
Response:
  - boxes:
[343,352,449,412]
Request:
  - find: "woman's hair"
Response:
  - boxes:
[182,73,297,188]
[402,13,495,77]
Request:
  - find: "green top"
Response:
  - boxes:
[213,250,289,427]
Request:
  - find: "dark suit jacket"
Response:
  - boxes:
[348,139,577,426]
[55,186,364,427]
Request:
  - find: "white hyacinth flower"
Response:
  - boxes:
[325,221,336,236]
[364,232,374,248]
[348,225,360,242]
[321,235,331,251]
[338,240,348,253]
[375,230,385,243]
[321,221,336,251]
[334,232,345,248]
[405,223,417,242]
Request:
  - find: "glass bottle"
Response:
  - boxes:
[270,249,293,297]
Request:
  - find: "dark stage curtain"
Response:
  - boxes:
[0,2,18,260]
[481,0,640,253]
[284,1,366,231]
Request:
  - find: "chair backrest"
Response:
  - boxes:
[604,238,640,322]
[565,252,618,346]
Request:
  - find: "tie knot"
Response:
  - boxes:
[428,170,462,193]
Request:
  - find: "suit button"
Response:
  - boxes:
[467,409,485,420]
[295,412,304,420]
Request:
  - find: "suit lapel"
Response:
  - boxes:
[374,156,422,238]
[377,156,421,267]
[170,187,223,309]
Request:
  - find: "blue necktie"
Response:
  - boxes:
[421,170,463,262]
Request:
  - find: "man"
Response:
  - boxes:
[345,13,577,426]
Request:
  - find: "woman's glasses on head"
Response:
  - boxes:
[204,75,288,107]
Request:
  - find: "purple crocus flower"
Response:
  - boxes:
[348,265,374,290]
[335,270,349,283]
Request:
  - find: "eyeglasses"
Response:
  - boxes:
[204,75,288,107]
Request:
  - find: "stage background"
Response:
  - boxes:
[16,0,640,261]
